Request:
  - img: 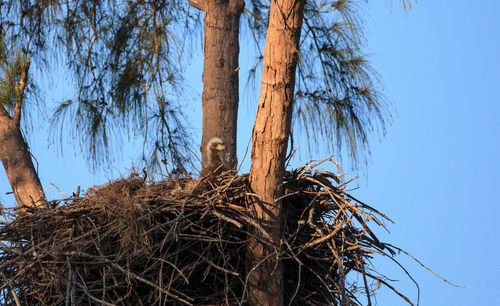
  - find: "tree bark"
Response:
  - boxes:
[248,0,305,305]
[0,119,46,207]
[0,57,45,208]
[189,0,245,173]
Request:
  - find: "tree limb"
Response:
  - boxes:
[0,106,10,119]
[187,0,205,11]
[13,56,31,127]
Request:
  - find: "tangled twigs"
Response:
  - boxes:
[0,165,420,305]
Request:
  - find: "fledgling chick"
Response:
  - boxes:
[199,137,227,178]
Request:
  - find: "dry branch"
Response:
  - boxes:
[0,165,416,305]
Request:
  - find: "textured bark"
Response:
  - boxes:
[248,0,305,305]
[189,0,245,173]
[0,57,45,207]
[0,120,45,207]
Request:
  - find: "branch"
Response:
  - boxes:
[0,106,10,119]
[13,55,31,127]
[187,0,205,11]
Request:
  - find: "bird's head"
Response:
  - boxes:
[207,137,226,154]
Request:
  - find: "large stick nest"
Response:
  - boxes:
[0,162,413,305]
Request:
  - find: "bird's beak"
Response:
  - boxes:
[216,144,226,151]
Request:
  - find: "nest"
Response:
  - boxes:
[0,162,413,305]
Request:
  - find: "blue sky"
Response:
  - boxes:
[1,1,499,305]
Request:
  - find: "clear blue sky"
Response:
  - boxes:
[1,1,499,305]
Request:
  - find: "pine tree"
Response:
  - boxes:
[0,32,45,207]
[0,0,412,302]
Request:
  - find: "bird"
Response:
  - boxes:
[199,137,227,178]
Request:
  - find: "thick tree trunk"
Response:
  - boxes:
[189,0,245,173]
[0,118,46,207]
[248,0,305,305]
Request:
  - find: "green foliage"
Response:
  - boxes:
[295,0,391,167]
[49,0,198,174]
[0,33,22,111]
[0,30,41,130]
[2,0,200,175]
[0,0,60,56]
[0,0,414,173]
[244,0,398,169]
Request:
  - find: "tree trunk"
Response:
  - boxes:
[0,117,46,207]
[0,56,45,208]
[248,0,305,305]
[189,0,245,173]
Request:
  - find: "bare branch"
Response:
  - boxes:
[0,167,420,305]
